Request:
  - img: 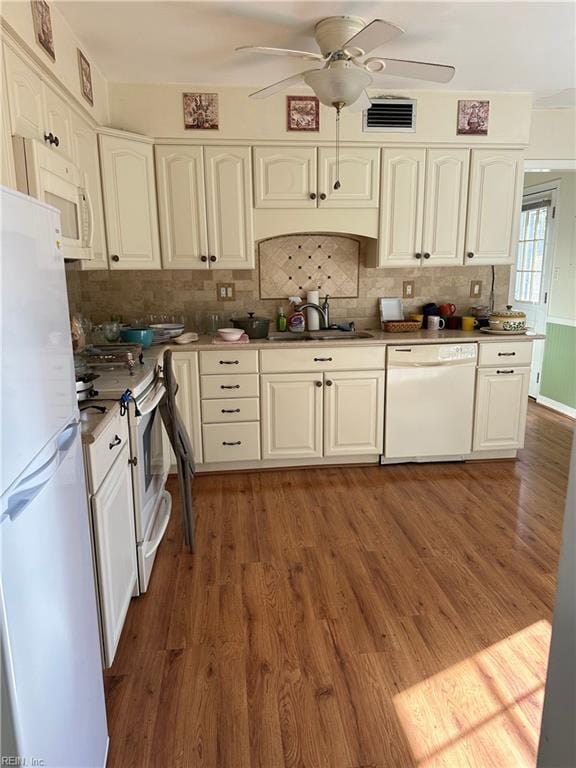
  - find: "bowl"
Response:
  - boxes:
[119,327,154,348]
[149,323,185,338]
[217,327,245,342]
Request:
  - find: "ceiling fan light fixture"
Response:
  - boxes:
[304,65,372,108]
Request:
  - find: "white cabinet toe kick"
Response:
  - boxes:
[170,340,534,472]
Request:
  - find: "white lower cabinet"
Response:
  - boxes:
[171,352,203,465]
[324,371,385,456]
[90,442,137,667]
[473,367,530,451]
[261,373,323,459]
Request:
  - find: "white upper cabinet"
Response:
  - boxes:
[422,149,469,266]
[378,148,426,267]
[155,146,208,269]
[70,114,107,269]
[465,149,524,265]
[4,45,45,141]
[317,147,380,208]
[43,85,73,158]
[323,371,384,456]
[1,47,16,188]
[253,146,317,209]
[99,132,161,270]
[204,146,254,269]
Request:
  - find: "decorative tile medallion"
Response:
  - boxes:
[259,234,359,299]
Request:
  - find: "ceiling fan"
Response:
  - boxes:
[236,16,456,111]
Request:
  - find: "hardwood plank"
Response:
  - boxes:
[105,402,572,768]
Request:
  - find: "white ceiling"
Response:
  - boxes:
[57,1,575,97]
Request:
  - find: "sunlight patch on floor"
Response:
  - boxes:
[393,620,551,767]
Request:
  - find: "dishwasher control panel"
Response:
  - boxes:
[388,343,477,364]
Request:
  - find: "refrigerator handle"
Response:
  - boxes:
[1,423,79,524]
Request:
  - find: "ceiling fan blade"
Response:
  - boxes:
[348,91,372,113]
[368,57,455,83]
[249,70,317,99]
[342,19,404,56]
[236,45,325,62]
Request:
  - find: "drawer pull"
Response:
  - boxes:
[220,360,239,365]
[221,384,240,389]
[109,434,122,450]
[222,441,242,446]
[314,357,333,362]
[496,369,515,374]
[221,408,241,413]
[498,352,516,357]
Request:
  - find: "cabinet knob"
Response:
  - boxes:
[319,193,327,200]
[325,380,333,386]
[315,381,323,387]
[53,135,60,147]
[44,132,54,145]
[309,192,317,200]
[111,254,120,262]
[108,435,122,450]
[423,252,431,259]
[467,252,474,259]
[415,253,422,260]
[200,255,208,262]
[210,255,217,263]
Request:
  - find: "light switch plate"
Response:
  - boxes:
[403,280,415,299]
[470,280,482,298]
[217,282,235,301]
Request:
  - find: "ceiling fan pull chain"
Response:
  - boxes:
[334,103,341,191]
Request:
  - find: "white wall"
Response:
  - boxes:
[524,171,576,322]
[527,109,576,160]
[1,1,109,124]
[109,83,532,144]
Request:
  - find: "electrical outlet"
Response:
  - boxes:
[470,280,482,298]
[217,282,235,301]
[403,280,415,299]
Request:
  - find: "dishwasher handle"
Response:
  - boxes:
[388,359,476,368]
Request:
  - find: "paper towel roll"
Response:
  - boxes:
[306,290,320,330]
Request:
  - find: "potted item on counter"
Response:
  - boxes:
[488,305,527,332]
[231,312,270,339]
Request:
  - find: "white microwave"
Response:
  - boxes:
[12,136,93,260]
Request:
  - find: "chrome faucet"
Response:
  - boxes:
[298,294,331,329]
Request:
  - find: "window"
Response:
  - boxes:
[514,200,550,304]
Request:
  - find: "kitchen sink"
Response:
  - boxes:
[267,330,374,342]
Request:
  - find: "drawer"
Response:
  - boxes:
[260,346,386,373]
[201,373,259,399]
[84,408,129,491]
[199,349,259,375]
[202,422,261,463]
[202,397,260,423]
[478,341,533,367]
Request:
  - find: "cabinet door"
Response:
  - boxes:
[204,146,254,269]
[172,352,203,464]
[324,371,385,456]
[378,148,426,267]
[473,367,530,451]
[91,444,137,667]
[4,45,45,140]
[99,133,161,269]
[155,146,208,269]
[422,149,469,266]
[465,149,524,265]
[43,84,72,158]
[261,373,323,459]
[318,147,380,208]
[253,146,317,208]
[1,47,16,188]
[71,114,107,269]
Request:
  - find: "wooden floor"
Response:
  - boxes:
[104,402,573,768]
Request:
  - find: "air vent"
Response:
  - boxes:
[363,98,416,133]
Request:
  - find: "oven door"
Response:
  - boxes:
[129,380,169,542]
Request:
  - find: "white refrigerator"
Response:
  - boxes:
[0,188,108,766]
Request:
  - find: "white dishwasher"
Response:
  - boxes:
[385,344,477,460]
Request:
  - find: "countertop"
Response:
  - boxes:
[79,400,120,445]
[145,329,545,357]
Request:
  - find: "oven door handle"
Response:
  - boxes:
[144,491,172,560]
[137,382,166,417]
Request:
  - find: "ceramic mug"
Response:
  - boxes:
[462,316,479,332]
[438,303,456,317]
[427,316,445,330]
[446,315,462,330]
[408,313,424,327]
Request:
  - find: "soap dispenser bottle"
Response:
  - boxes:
[287,297,305,333]
[276,307,287,332]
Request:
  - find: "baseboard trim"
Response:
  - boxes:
[536,395,576,419]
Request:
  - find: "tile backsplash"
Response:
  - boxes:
[66,234,511,331]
